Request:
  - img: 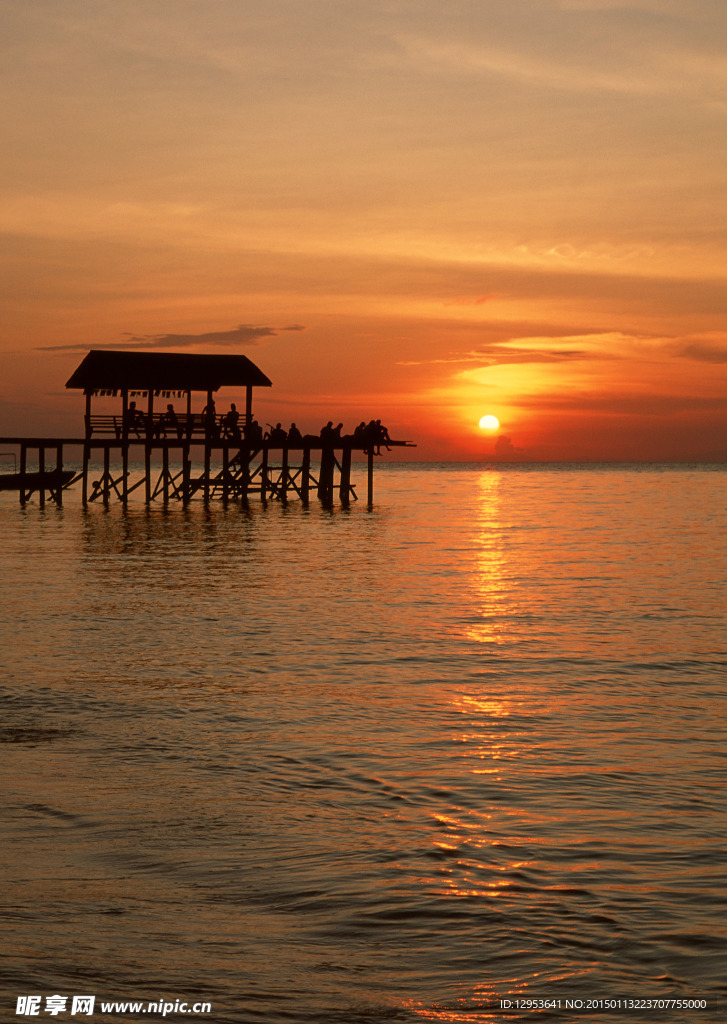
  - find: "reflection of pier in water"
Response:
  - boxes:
[0,350,414,507]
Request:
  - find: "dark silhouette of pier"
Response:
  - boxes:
[0,351,414,506]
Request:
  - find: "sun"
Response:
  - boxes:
[478,414,500,431]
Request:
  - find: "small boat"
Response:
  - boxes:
[0,469,76,492]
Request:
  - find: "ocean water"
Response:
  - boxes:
[2,464,726,1024]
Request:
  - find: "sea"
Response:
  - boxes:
[1,463,726,1024]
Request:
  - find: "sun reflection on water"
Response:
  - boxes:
[461,472,516,647]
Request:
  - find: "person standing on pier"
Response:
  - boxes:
[202,398,218,438]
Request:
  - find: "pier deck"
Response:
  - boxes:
[0,435,413,507]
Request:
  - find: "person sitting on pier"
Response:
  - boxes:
[375,419,392,453]
[222,403,241,440]
[364,420,379,453]
[320,421,334,443]
[202,398,218,438]
[244,418,264,446]
[266,422,288,446]
[287,422,303,446]
[155,403,179,438]
[123,401,145,438]
[352,421,367,447]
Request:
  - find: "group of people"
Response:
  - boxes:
[120,401,392,453]
[250,419,393,453]
[318,420,391,454]
[122,399,242,440]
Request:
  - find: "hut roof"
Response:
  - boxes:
[65,350,273,392]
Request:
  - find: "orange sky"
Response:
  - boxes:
[2,0,727,460]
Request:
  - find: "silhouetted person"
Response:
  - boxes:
[223,403,240,439]
[320,421,334,443]
[287,422,303,446]
[124,401,144,438]
[364,420,378,453]
[266,422,287,445]
[375,419,391,453]
[202,398,218,438]
[245,418,263,445]
[156,402,179,438]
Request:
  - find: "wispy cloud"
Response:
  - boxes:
[37,324,306,353]
[397,333,622,369]
[676,340,727,363]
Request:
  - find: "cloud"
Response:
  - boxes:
[677,341,727,363]
[516,393,727,415]
[398,334,609,370]
[37,324,306,353]
[493,435,524,460]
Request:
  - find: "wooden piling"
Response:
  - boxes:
[301,448,311,502]
[144,441,152,505]
[162,445,170,504]
[182,442,191,504]
[339,446,351,504]
[318,447,334,502]
[280,448,289,501]
[222,445,230,503]
[55,444,63,506]
[264,448,272,499]
[38,446,45,509]
[19,443,27,507]
[203,441,211,502]
[103,446,111,505]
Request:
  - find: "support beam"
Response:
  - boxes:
[54,444,63,506]
[260,447,268,500]
[84,391,92,439]
[162,445,170,504]
[204,441,211,501]
[318,447,335,503]
[38,446,45,509]
[280,447,289,501]
[222,445,230,503]
[145,440,152,504]
[301,448,311,502]
[103,446,110,506]
[82,442,89,505]
[19,443,27,506]
[182,442,191,505]
[339,446,352,504]
[245,385,253,432]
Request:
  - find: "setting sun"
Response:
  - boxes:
[478,415,500,431]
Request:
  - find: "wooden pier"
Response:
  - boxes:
[0,350,413,506]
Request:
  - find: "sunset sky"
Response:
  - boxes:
[2,0,727,460]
